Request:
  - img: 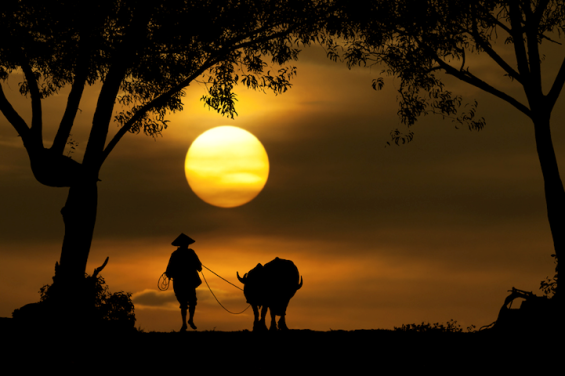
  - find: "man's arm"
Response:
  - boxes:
[193,251,202,272]
[165,252,176,278]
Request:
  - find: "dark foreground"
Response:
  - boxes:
[1,318,560,372]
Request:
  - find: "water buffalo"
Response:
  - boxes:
[237,257,303,331]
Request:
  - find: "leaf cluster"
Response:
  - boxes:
[0,0,121,93]
[1,0,331,147]
[324,1,565,144]
[540,254,558,298]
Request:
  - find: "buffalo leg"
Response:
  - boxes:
[260,305,269,330]
[269,309,278,331]
[252,305,268,332]
[252,305,260,325]
[278,315,289,330]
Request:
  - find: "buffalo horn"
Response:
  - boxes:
[237,271,247,284]
[297,276,303,290]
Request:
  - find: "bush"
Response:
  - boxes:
[37,273,136,332]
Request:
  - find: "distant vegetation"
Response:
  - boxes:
[394,319,476,333]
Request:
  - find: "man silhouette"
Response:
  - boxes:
[165,233,202,331]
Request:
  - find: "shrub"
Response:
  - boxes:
[394,319,466,333]
[39,273,136,331]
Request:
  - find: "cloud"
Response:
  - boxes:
[132,289,178,309]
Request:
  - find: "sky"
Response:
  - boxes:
[1,39,564,332]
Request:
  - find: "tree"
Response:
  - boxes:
[327,1,565,300]
[0,0,327,296]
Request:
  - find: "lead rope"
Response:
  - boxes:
[159,266,250,314]
[200,265,251,314]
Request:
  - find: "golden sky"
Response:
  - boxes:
[1,43,564,332]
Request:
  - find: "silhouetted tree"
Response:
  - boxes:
[330,0,565,301]
[0,1,328,297]
[13,257,136,331]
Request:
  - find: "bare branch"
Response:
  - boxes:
[92,256,109,279]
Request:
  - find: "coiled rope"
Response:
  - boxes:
[158,272,170,291]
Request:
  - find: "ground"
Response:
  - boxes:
[0,317,559,372]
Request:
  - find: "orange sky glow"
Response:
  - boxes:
[1,42,564,332]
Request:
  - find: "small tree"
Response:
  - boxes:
[328,0,565,300]
[0,1,327,294]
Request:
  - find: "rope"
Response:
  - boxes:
[158,264,249,314]
[200,268,251,315]
[158,272,170,291]
[201,264,244,291]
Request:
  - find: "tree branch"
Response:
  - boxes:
[19,56,43,147]
[509,1,531,85]
[435,57,532,118]
[524,1,544,100]
[101,59,217,164]
[215,25,297,60]
[469,19,522,84]
[487,13,512,36]
[0,83,31,142]
[92,256,109,279]
[83,9,153,171]
[51,38,91,155]
[532,0,550,24]
[546,55,565,112]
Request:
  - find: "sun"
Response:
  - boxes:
[185,126,269,208]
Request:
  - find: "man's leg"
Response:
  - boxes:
[188,306,197,330]
[180,307,188,332]
[188,289,197,330]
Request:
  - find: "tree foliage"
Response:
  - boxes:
[327,1,565,142]
[0,0,328,177]
[326,0,565,300]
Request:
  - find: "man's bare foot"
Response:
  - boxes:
[188,320,197,330]
[180,324,188,332]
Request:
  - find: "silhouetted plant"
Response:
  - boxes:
[39,273,136,330]
[394,319,465,333]
[540,254,558,298]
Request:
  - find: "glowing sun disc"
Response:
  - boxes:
[185,126,269,208]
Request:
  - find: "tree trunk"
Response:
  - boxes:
[532,113,565,301]
[58,181,98,287]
